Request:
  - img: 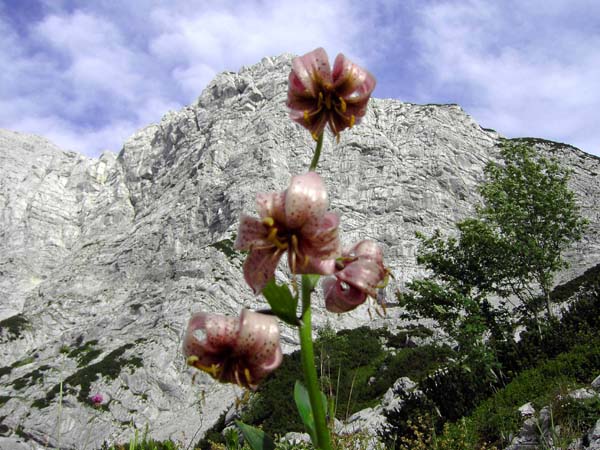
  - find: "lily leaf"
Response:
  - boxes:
[302,274,321,292]
[236,421,275,450]
[262,279,299,326]
[293,380,328,446]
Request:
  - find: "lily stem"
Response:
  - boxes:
[309,133,324,171]
[299,275,333,450]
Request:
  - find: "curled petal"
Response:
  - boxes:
[235,215,268,251]
[183,309,283,390]
[300,212,341,260]
[243,247,283,294]
[285,172,328,229]
[350,239,384,263]
[287,48,375,138]
[337,257,385,298]
[332,53,377,102]
[296,257,336,276]
[256,191,287,223]
[289,47,332,97]
[237,310,284,376]
[323,277,368,313]
[183,312,238,368]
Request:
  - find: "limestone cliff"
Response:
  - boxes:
[1,54,599,449]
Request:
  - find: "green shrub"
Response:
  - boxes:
[467,338,600,447]
[0,314,29,341]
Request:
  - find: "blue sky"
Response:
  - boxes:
[1,0,599,157]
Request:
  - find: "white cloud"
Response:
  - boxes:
[413,0,600,155]
[0,0,379,157]
[2,0,598,157]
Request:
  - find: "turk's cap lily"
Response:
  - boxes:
[183,309,283,390]
[287,47,376,139]
[235,172,341,294]
[324,240,388,313]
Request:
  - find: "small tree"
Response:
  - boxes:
[403,141,587,347]
[478,142,587,317]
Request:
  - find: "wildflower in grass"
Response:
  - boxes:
[235,172,340,294]
[183,309,283,390]
[287,47,376,139]
[323,240,388,313]
[89,393,103,407]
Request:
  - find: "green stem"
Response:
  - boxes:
[299,275,333,450]
[309,133,324,171]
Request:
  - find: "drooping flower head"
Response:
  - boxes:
[183,309,283,390]
[235,172,341,294]
[323,240,388,313]
[287,47,376,139]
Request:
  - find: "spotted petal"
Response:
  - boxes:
[235,215,269,251]
[256,191,286,223]
[243,247,283,294]
[285,172,328,229]
[337,256,385,297]
[332,53,377,102]
[323,277,367,313]
[237,310,284,375]
[288,47,332,98]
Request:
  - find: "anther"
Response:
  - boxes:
[186,355,199,366]
[244,368,253,386]
[262,217,275,227]
[267,227,278,242]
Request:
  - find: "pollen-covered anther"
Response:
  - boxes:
[244,368,253,386]
[262,217,275,227]
[186,355,199,366]
[303,110,311,125]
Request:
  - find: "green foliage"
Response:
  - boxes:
[262,279,299,326]
[467,338,600,447]
[0,314,29,341]
[497,262,600,375]
[210,237,238,261]
[32,343,142,409]
[479,142,588,315]
[201,326,448,444]
[67,339,102,367]
[236,421,276,450]
[11,365,51,390]
[403,142,588,393]
[553,395,600,434]
[99,429,182,449]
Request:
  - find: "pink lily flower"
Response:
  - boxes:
[235,172,341,294]
[287,47,376,139]
[323,240,388,313]
[183,309,283,390]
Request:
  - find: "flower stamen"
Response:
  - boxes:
[338,97,347,113]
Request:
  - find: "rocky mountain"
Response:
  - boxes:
[1,54,599,450]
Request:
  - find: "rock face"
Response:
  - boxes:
[1,54,599,449]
